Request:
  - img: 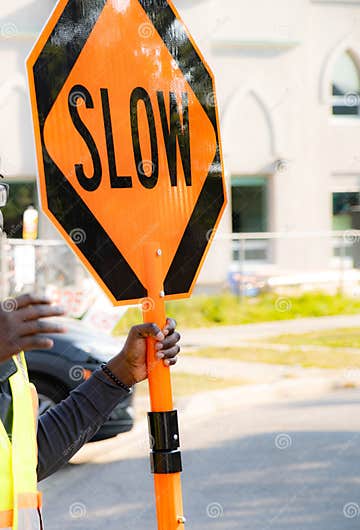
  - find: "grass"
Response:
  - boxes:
[136,372,247,397]
[180,326,360,370]
[184,346,360,369]
[268,328,360,349]
[184,341,360,370]
[113,291,360,333]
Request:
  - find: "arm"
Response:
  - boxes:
[36,319,180,481]
[37,369,128,481]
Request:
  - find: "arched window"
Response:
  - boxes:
[332,51,360,117]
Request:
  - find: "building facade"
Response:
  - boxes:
[1,0,360,286]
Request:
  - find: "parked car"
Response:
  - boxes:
[26,318,134,441]
[228,270,268,297]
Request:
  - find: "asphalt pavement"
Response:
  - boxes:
[41,386,360,530]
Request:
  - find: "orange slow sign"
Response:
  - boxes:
[27,0,227,306]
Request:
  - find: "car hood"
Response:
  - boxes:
[47,317,125,362]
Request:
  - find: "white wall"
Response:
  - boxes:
[2,0,360,283]
[186,0,360,279]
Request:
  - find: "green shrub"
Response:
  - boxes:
[113,291,360,334]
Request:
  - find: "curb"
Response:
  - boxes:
[71,374,359,465]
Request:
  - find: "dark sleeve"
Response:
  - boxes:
[36,369,130,481]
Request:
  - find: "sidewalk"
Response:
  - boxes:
[180,314,360,349]
[175,314,360,387]
[173,355,347,384]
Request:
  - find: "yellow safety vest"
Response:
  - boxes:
[0,353,41,530]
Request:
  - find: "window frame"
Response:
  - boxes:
[331,50,360,118]
[0,178,38,239]
[231,175,269,234]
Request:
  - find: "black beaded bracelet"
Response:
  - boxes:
[100,363,132,394]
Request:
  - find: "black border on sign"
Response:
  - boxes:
[33,0,147,301]
[137,0,225,295]
[32,0,225,301]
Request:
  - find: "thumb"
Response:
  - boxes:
[130,323,165,341]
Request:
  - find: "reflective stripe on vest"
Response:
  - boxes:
[0,353,41,529]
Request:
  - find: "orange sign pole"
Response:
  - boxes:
[142,242,185,530]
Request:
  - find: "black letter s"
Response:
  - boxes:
[68,84,102,192]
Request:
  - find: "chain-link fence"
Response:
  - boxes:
[0,236,94,316]
[230,230,360,265]
[224,230,360,296]
[1,231,359,306]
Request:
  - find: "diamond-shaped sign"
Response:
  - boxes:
[27,0,227,306]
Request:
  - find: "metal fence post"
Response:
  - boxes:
[237,237,245,299]
[0,234,8,299]
[339,234,346,294]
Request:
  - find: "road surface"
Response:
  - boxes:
[41,388,360,529]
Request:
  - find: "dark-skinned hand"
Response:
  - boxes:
[107,318,180,387]
[0,293,65,364]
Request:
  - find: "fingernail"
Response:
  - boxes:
[164,329,169,336]
[155,343,163,350]
[164,359,170,366]
[156,331,165,340]
[156,352,164,359]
